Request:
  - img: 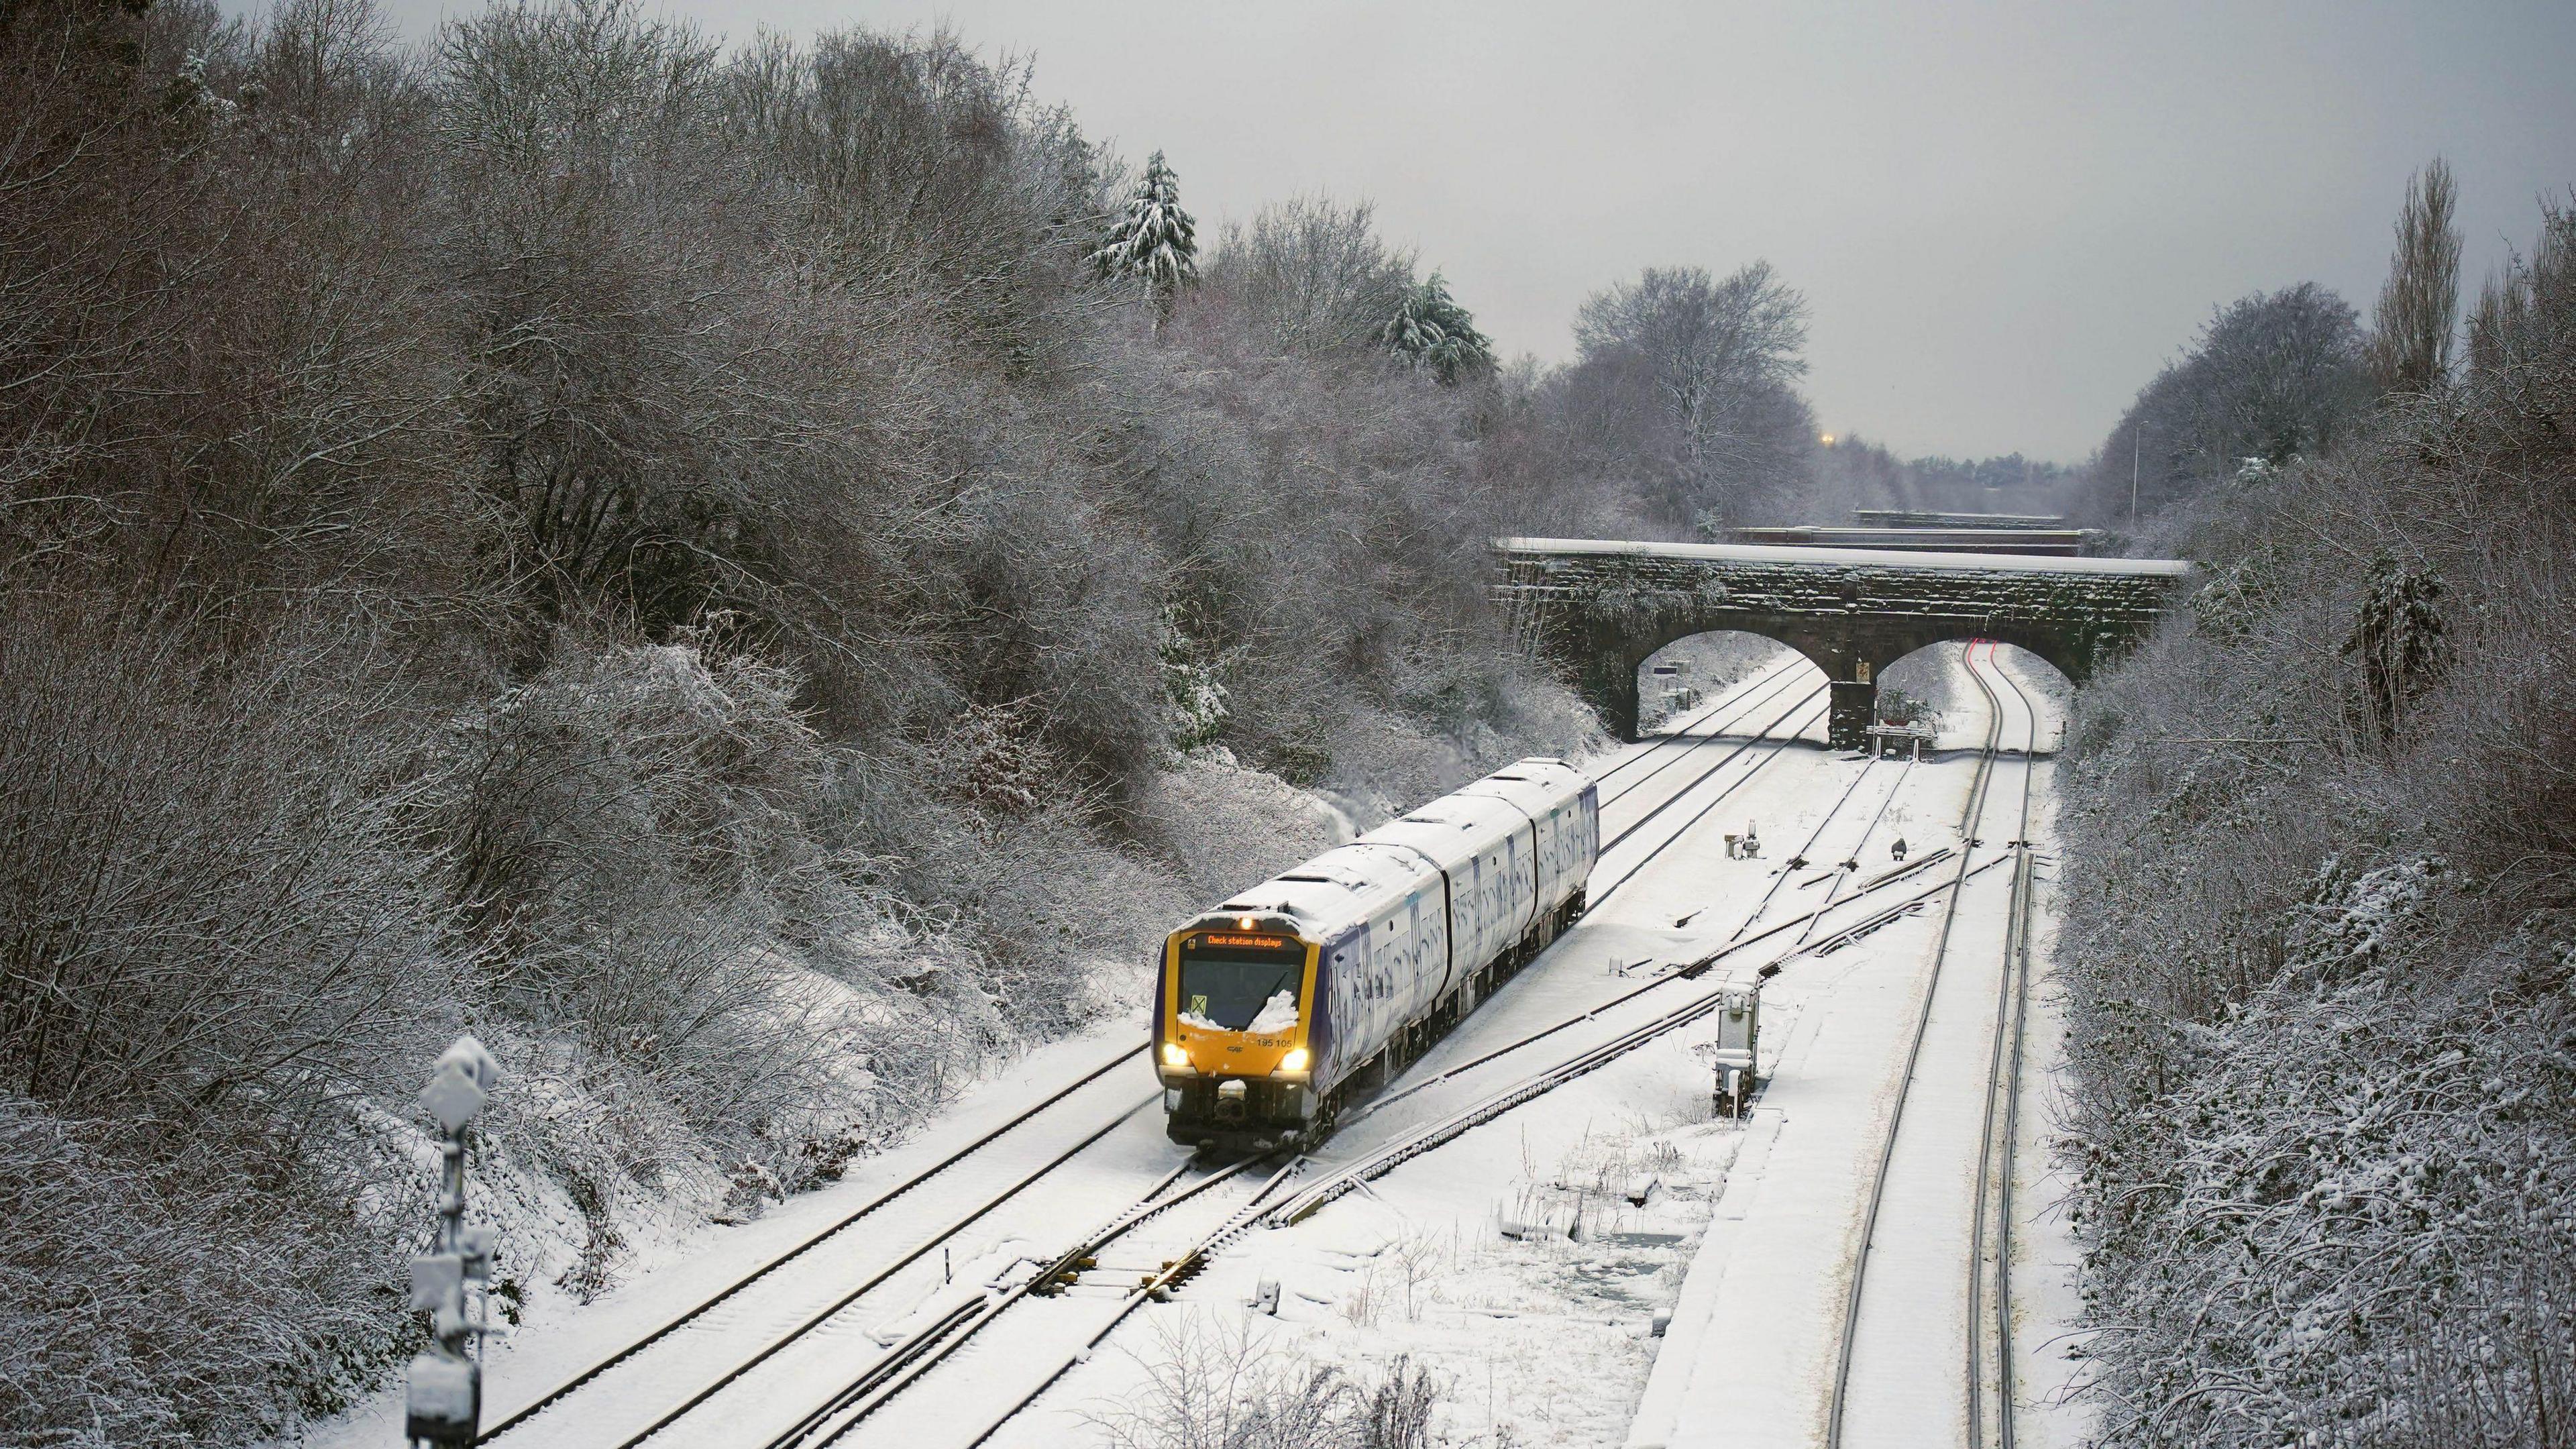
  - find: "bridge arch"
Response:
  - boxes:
[1498,537,2190,745]
[1876,638,2073,747]
[1635,631,1827,733]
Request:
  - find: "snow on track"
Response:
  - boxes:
[299,643,2091,1449]
[986,653,1935,1449]
[1628,643,2092,1449]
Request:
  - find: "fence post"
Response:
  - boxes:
[405,1036,500,1448]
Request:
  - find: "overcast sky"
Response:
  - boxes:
[337,0,2575,462]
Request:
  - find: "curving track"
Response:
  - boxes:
[1825,640,2044,1449]
[470,643,1893,1449]
[473,1050,1160,1449]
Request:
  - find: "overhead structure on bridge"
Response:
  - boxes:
[1495,537,2192,747]
[1722,525,2094,557]
[1849,509,2068,530]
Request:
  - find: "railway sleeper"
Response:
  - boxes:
[1148,1250,1210,1301]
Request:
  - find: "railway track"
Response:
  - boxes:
[1593,661,1820,806]
[1585,662,1787,785]
[1825,641,2043,1449]
[766,1152,1305,1448]
[936,1157,1309,1449]
[1701,747,1886,943]
[1586,678,1833,909]
[1794,754,1919,948]
[479,647,1878,1449]
[474,1047,1155,1448]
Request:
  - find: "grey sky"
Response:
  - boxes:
[340,0,2575,462]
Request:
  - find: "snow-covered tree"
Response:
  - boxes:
[1566,262,1815,529]
[1159,605,1230,752]
[1381,271,1494,383]
[2365,158,2461,393]
[2343,553,2449,740]
[1091,150,1198,327]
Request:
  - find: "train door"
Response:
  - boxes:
[1418,886,1451,1000]
[1403,892,1444,1007]
[1534,808,1558,910]
[1473,845,1494,969]
[1313,924,1358,1079]
[1326,926,1373,1079]
[1386,898,1420,1018]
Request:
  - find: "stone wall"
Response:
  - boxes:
[1495,539,2190,743]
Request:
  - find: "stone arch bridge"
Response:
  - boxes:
[1495,537,2194,747]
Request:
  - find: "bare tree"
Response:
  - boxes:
[2366,157,2462,393]
[1207,195,1415,357]
[1562,262,1815,529]
[2082,283,2369,528]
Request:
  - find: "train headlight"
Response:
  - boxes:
[1277,1048,1309,1074]
[1161,1042,1189,1070]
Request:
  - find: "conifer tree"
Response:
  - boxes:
[2343,553,2449,740]
[1382,271,1495,383]
[1091,150,1198,330]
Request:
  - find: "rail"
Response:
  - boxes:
[1823,641,2041,1449]
[476,1044,1147,1442]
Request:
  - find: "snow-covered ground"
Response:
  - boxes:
[1625,645,2088,1449]
[297,645,2091,1449]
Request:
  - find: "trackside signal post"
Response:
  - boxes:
[407,1036,500,1448]
[1708,962,1782,1120]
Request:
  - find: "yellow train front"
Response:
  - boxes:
[1155,758,1597,1155]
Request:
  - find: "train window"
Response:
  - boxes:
[1177,935,1303,1030]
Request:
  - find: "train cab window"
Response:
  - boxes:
[1177,933,1303,1030]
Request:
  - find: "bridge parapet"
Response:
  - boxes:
[1495,537,2192,743]
[1849,508,2067,529]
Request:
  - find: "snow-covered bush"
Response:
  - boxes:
[1085,1313,1453,1449]
[0,608,444,1445]
[1128,750,1344,900]
[2057,191,2576,1448]
[0,3,1607,1438]
[0,1099,416,1445]
[2068,862,2576,1447]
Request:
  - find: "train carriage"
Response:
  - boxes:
[1155,758,1598,1152]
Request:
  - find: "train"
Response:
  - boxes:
[1153,758,1600,1153]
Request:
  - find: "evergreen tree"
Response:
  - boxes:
[2343,553,2449,740]
[1091,150,1198,329]
[1381,271,1495,383]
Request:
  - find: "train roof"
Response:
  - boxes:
[1192,759,1587,934]
[1454,757,1587,812]
[1207,840,1434,930]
